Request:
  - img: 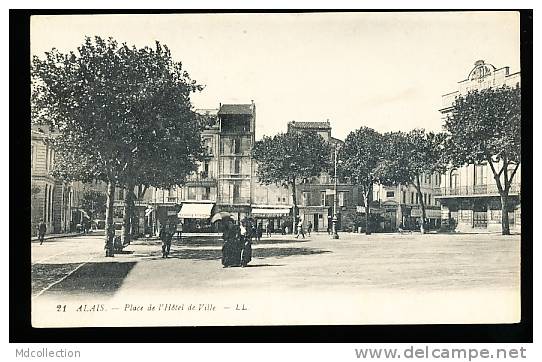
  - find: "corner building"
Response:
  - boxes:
[436,60,521,232]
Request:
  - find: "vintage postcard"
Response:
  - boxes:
[30,12,522,327]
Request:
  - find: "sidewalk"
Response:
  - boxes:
[31,230,103,243]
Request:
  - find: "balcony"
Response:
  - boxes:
[185,172,217,186]
[434,183,520,197]
[217,196,252,205]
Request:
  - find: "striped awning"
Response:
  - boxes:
[178,203,214,219]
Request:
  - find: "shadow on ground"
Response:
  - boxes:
[32,262,136,297]
[133,236,313,248]
[143,247,331,261]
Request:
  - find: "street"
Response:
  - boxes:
[31,231,521,327]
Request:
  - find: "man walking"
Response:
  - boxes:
[160,223,173,258]
[37,219,47,245]
[296,219,305,239]
[307,220,313,236]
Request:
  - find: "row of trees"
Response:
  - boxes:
[32,36,521,243]
[253,86,521,236]
[32,36,206,255]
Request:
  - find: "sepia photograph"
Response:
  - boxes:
[26,11,525,329]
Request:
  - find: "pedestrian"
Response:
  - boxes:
[256,222,263,242]
[160,223,173,258]
[296,219,305,239]
[266,222,272,237]
[307,221,313,236]
[37,219,47,245]
[176,222,183,241]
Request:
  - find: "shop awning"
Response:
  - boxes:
[252,208,291,217]
[178,203,214,219]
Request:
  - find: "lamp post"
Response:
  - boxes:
[332,146,340,239]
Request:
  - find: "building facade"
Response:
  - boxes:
[435,60,521,232]
[31,126,83,235]
[373,173,442,232]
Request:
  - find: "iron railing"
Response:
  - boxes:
[434,183,520,197]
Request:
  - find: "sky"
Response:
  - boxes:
[30,12,520,140]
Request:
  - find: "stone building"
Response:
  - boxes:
[287,121,360,232]
[31,126,83,235]
[435,60,521,232]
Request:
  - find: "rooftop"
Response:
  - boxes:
[288,121,331,130]
[218,104,254,115]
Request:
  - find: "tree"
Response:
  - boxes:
[337,127,384,235]
[252,131,332,230]
[378,130,446,234]
[443,85,521,235]
[81,190,107,220]
[32,36,204,255]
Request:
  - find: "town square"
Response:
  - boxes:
[28,12,523,327]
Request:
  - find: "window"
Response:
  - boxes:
[425,174,431,185]
[234,158,241,174]
[118,189,124,201]
[277,197,281,202]
[386,191,395,198]
[415,193,419,204]
[232,138,241,154]
[402,191,406,204]
[428,194,432,206]
[411,192,415,204]
[203,161,210,178]
[423,193,427,204]
[187,187,196,200]
[450,169,460,189]
[320,191,326,206]
[474,165,486,185]
[233,184,240,199]
[202,187,210,200]
[302,192,310,206]
[338,191,347,207]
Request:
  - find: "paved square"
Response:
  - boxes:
[31,231,521,326]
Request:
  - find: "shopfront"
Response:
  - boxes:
[178,202,215,232]
[251,207,291,233]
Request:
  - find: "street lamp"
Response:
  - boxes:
[332,146,341,239]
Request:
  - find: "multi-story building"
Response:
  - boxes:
[287,121,360,232]
[31,125,83,235]
[373,173,442,232]
[435,60,521,232]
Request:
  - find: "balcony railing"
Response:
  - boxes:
[185,172,217,184]
[217,196,252,205]
[434,183,520,197]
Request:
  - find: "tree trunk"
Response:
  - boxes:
[415,175,426,234]
[364,184,372,235]
[122,183,135,245]
[291,177,297,235]
[104,180,115,257]
[500,192,511,235]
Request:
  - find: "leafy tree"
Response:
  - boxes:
[81,190,107,220]
[337,127,384,235]
[378,130,446,234]
[32,36,204,255]
[443,85,521,235]
[252,131,332,230]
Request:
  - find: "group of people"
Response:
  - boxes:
[295,219,313,239]
[221,218,255,268]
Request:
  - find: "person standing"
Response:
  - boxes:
[160,223,173,258]
[307,220,313,236]
[256,222,263,242]
[296,219,305,239]
[266,222,272,238]
[176,221,183,241]
[37,219,47,245]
